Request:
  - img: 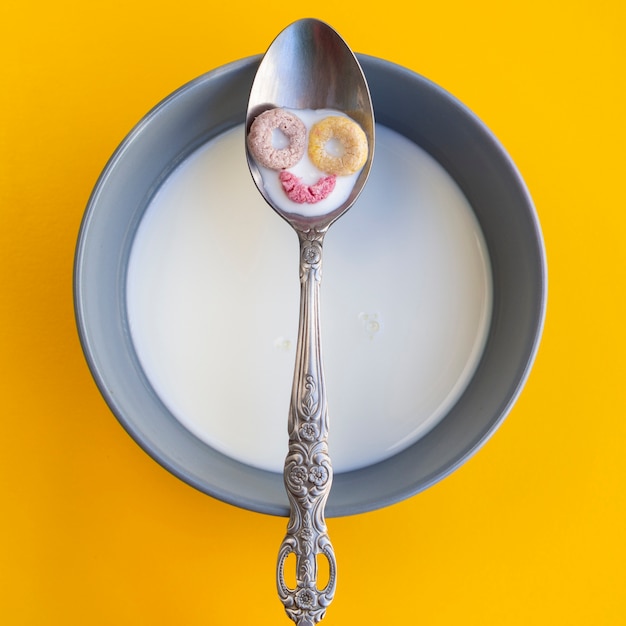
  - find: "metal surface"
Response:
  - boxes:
[245,19,375,625]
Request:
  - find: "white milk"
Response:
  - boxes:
[253,108,363,217]
[126,124,492,474]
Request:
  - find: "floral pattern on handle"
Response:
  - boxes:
[277,228,337,626]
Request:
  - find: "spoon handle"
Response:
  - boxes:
[277,229,337,626]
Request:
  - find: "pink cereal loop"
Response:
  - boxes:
[279,171,336,204]
[247,108,307,170]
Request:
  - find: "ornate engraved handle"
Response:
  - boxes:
[277,228,337,626]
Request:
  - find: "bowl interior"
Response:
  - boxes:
[74,55,546,517]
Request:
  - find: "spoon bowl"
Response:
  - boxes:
[246,18,374,231]
[245,19,374,626]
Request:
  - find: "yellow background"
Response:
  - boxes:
[2,0,625,624]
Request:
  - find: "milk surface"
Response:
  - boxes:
[126,124,492,474]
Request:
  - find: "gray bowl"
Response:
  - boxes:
[74,55,546,517]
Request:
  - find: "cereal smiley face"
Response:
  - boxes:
[247,108,368,206]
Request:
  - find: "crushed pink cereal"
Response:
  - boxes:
[279,171,336,204]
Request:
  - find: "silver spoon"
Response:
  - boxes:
[245,18,374,626]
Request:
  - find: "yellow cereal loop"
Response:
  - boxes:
[307,116,368,176]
